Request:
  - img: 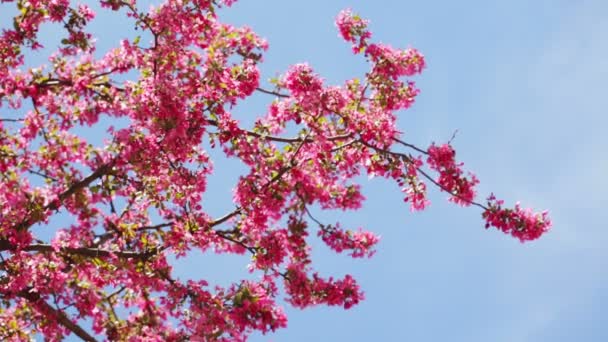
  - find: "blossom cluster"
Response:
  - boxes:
[427,143,479,206]
[335,8,372,53]
[318,224,380,258]
[483,195,551,242]
[0,1,550,340]
[285,267,363,309]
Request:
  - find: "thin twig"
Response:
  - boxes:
[360,140,488,210]
[207,119,352,144]
[414,167,487,210]
[256,87,290,98]
[215,231,258,254]
[448,129,459,144]
[27,169,59,182]
[302,204,323,227]
[392,137,428,155]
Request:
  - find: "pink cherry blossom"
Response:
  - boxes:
[427,143,479,206]
[336,8,372,53]
[483,194,551,242]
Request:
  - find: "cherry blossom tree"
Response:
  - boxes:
[0,1,551,340]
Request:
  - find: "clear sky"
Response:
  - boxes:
[5,0,608,341]
[218,1,608,341]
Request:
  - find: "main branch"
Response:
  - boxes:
[19,290,98,342]
[0,240,160,260]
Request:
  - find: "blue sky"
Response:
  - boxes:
[4,0,608,341]
[220,1,608,341]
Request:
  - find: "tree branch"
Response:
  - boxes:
[0,240,160,260]
[27,168,59,182]
[210,138,357,229]
[210,208,241,227]
[256,87,290,98]
[51,163,113,209]
[359,140,488,210]
[392,137,428,155]
[206,119,352,144]
[13,163,113,232]
[19,290,98,342]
